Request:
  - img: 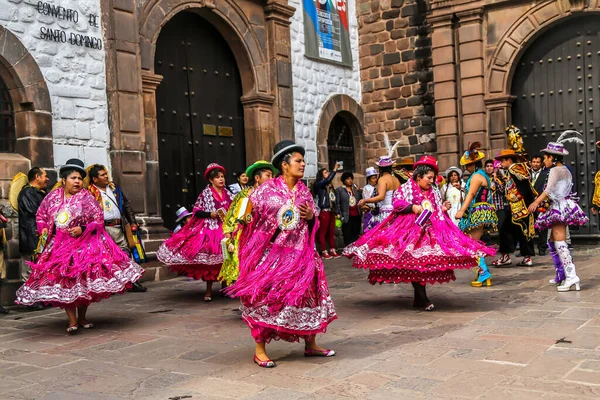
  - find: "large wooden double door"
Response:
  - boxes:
[155,11,245,228]
[512,15,600,235]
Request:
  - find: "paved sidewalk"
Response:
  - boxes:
[1,246,600,399]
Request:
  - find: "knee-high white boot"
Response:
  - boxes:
[556,241,580,292]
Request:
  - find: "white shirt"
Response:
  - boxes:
[95,185,122,221]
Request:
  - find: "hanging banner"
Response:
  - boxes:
[303,0,352,67]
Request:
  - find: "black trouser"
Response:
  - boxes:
[498,211,535,256]
[342,215,361,246]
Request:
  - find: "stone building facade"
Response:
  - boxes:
[288,0,363,178]
[0,0,109,302]
[357,0,435,164]
[359,0,600,235]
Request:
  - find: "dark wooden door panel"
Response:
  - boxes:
[155,11,245,229]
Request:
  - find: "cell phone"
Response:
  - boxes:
[337,161,344,171]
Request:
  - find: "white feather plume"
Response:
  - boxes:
[559,137,584,145]
[382,133,400,158]
[556,130,582,144]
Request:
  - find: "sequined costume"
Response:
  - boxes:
[157,185,233,281]
[536,166,588,229]
[458,169,498,234]
[219,187,250,285]
[15,188,143,308]
[344,179,495,285]
[364,190,394,232]
[226,176,337,343]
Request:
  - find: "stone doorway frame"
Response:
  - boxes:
[0,26,54,177]
[316,94,366,179]
[485,1,600,156]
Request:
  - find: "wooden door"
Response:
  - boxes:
[155,12,245,229]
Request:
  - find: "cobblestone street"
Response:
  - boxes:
[2,247,600,399]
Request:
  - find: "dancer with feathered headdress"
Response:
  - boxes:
[455,142,498,287]
[358,133,401,231]
[528,131,588,292]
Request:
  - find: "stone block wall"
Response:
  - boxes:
[1,0,110,167]
[289,0,362,178]
[357,0,434,163]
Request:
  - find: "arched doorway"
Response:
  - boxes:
[155,11,245,229]
[327,112,356,172]
[511,15,600,234]
[0,74,15,153]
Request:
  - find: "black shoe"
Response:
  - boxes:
[128,282,147,292]
[538,249,547,256]
[27,303,46,311]
[0,306,8,315]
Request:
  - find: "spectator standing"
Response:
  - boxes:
[229,172,249,195]
[312,163,341,259]
[335,172,362,245]
[532,155,550,255]
[17,167,49,310]
[87,165,147,293]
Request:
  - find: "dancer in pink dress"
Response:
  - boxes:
[227,140,337,368]
[344,156,495,310]
[157,163,233,301]
[16,159,143,334]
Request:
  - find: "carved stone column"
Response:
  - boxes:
[264,1,295,142]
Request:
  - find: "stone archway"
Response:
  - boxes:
[316,94,365,176]
[484,1,600,155]
[0,25,54,174]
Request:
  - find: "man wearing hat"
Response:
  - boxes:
[492,149,537,267]
[87,164,147,292]
[392,157,414,184]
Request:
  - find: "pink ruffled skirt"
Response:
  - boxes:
[156,218,224,281]
[16,231,143,308]
[232,249,337,344]
[345,212,495,285]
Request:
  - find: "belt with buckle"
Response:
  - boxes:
[104,219,121,227]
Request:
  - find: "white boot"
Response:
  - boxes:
[556,241,580,292]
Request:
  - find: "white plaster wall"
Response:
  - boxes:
[0,0,110,168]
[289,0,362,178]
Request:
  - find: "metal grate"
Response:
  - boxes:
[0,74,15,153]
[327,114,355,172]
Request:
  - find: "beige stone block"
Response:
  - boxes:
[118,93,142,132]
[458,23,482,44]
[116,52,140,93]
[459,41,483,61]
[432,46,454,66]
[460,59,484,79]
[114,10,137,43]
[433,81,455,101]
[435,99,457,118]
[432,28,453,48]
[436,117,458,135]
[461,77,484,97]
[533,2,560,26]
[489,69,507,93]
[496,41,518,66]
[462,95,485,114]
[433,64,455,83]
[512,18,536,44]
[437,135,459,153]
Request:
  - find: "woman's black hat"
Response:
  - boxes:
[271,140,305,170]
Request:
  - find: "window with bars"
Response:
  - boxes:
[327,113,355,172]
[0,75,15,153]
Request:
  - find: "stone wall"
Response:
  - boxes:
[357,0,434,164]
[0,0,110,167]
[288,0,362,178]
